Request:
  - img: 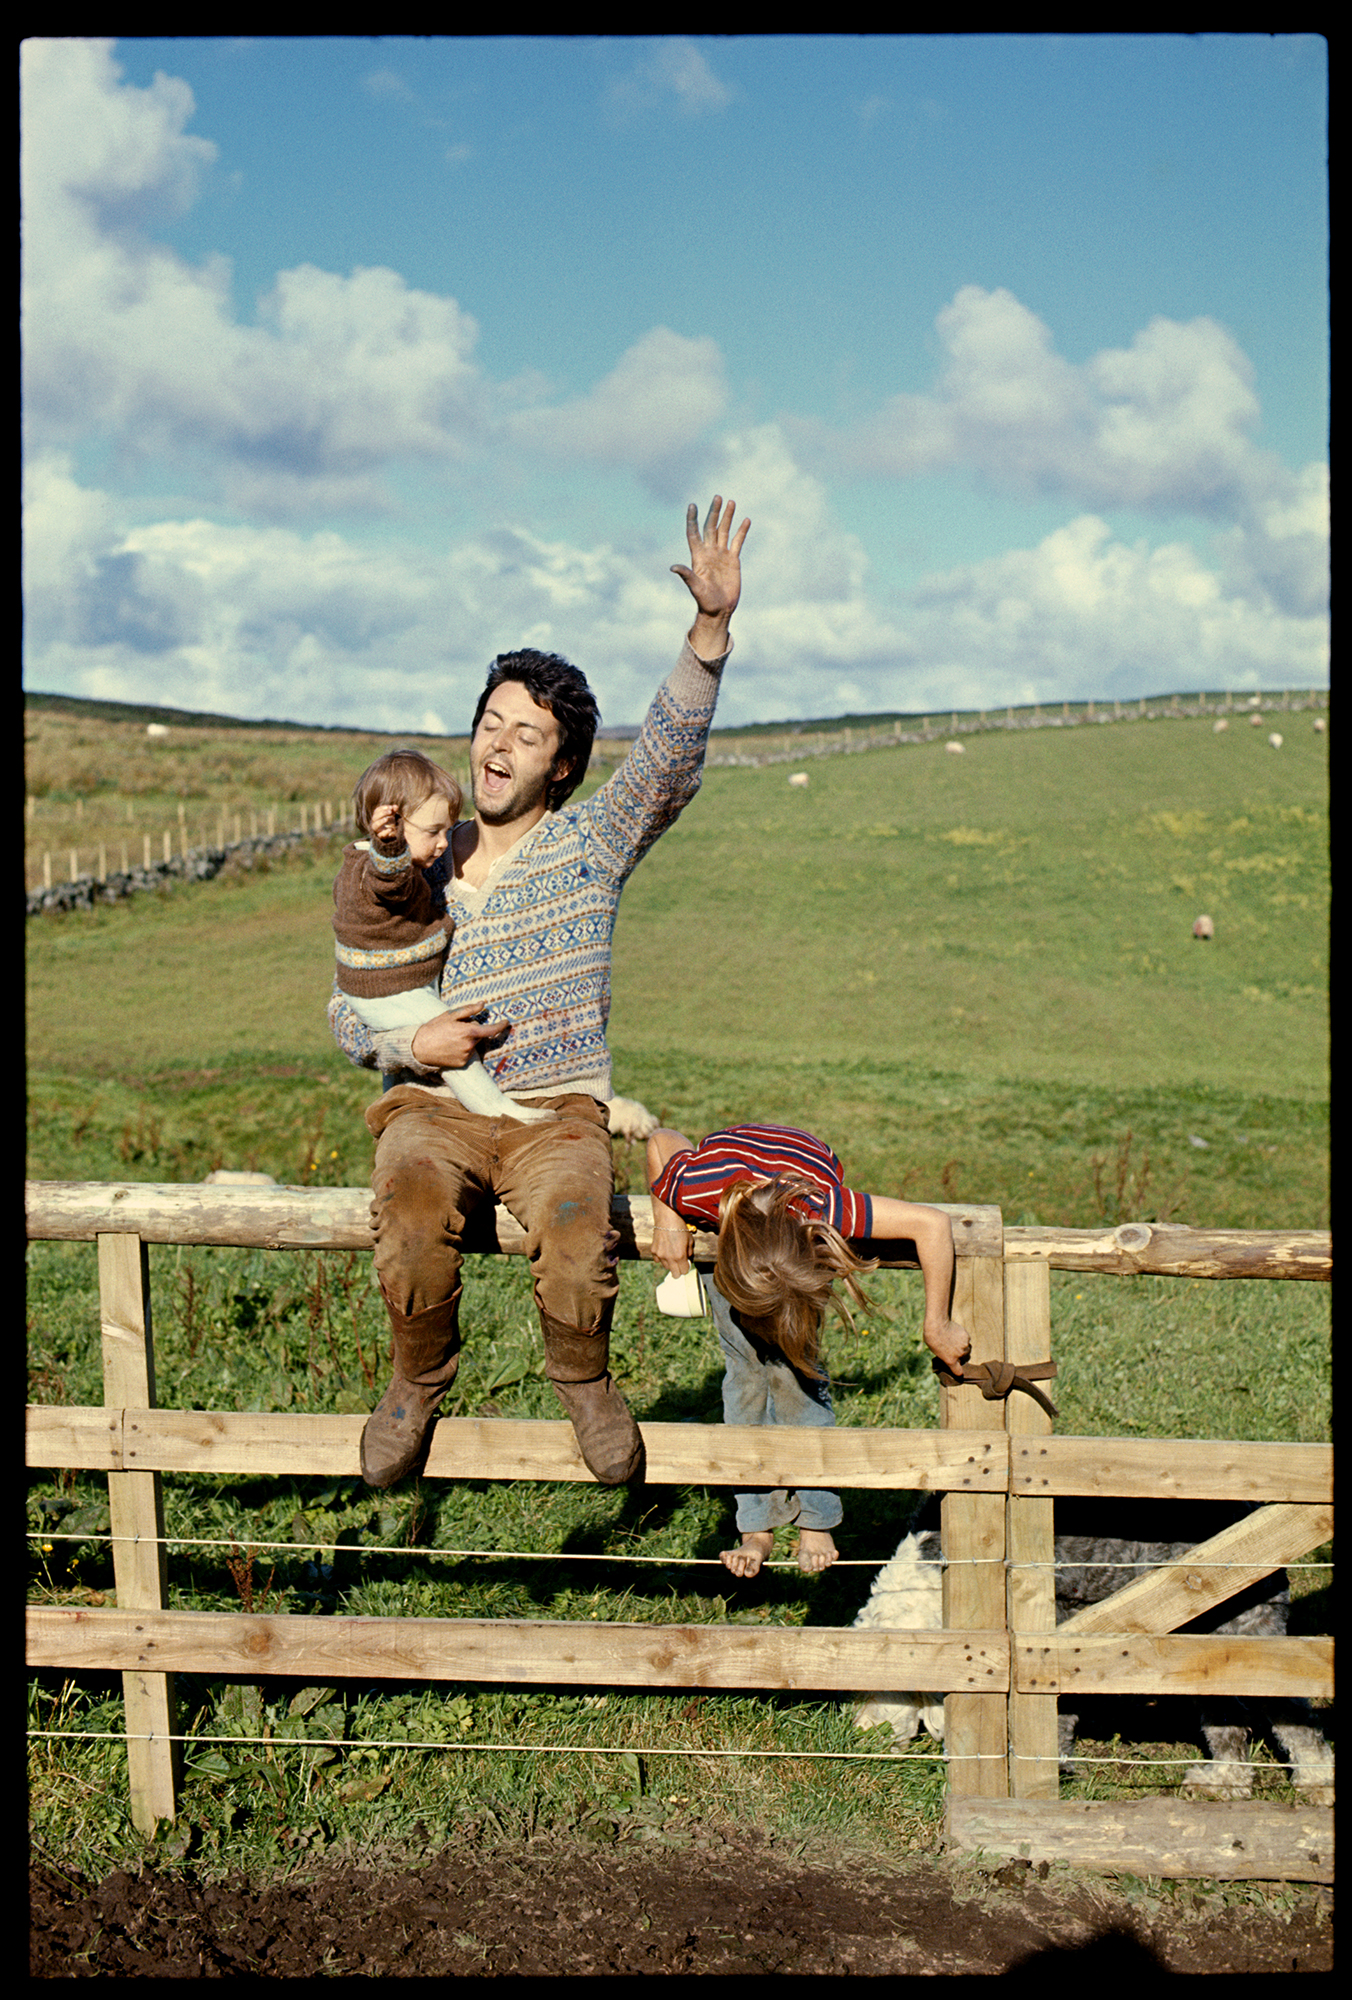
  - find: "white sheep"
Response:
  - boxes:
[1269,732,1283,749]
[945,740,965,756]
[1313,717,1326,733]
[1213,718,1229,734]
[1193,915,1215,940]
[788,772,810,788]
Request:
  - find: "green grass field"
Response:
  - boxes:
[26,704,1330,1884]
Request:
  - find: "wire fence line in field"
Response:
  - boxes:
[24,821,347,916]
[701,686,1329,770]
[24,685,1329,910]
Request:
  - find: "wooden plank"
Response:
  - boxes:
[26,1406,124,1471]
[1056,1503,1335,1636]
[26,1406,1010,1490]
[1004,1261,1058,1801]
[24,1182,1331,1279]
[26,1606,1010,1693]
[25,1181,1002,1264]
[943,1248,1009,1797]
[1004,1221,1330,1280]
[96,1234,179,1832]
[1015,1633,1333,1700]
[946,1797,1333,1882]
[1011,1436,1332,1503]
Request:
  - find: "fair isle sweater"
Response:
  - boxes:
[327,638,729,1100]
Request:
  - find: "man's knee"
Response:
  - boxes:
[532,1213,620,1329]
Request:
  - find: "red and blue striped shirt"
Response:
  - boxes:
[651,1124,874,1240]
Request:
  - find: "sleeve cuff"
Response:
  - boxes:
[668,634,732,710]
[370,1024,439,1077]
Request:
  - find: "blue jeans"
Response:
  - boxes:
[702,1276,842,1535]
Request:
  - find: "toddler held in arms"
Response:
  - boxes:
[647,1123,970,1577]
[333,750,555,1123]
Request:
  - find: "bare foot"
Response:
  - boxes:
[796,1530,838,1574]
[720,1531,775,1578]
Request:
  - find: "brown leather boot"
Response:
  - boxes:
[540,1306,644,1486]
[360,1291,462,1490]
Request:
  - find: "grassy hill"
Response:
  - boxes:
[26,703,1327,1226]
[25,698,1331,1882]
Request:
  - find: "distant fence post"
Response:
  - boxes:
[1004,1259,1058,1798]
[940,1208,1008,1797]
[97,1234,179,1830]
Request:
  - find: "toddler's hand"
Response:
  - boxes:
[370,802,402,843]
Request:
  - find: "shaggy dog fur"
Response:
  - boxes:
[853,1500,1332,1801]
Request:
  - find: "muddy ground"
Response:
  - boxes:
[30,1821,1333,1977]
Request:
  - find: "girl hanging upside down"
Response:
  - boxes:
[647,1122,971,1579]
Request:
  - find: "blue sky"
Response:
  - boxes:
[22,35,1328,731]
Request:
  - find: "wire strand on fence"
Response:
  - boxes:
[28,1728,949,1763]
[27,1530,882,1568]
[24,1729,1324,1775]
[25,1529,1334,1572]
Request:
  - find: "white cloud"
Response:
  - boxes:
[22,40,487,515]
[22,450,1329,734]
[21,36,216,236]
[905,514,1330,702]
[605,38,734,123]
[1217,461,1330,618]
[794,284,1295,519]
[508,328,728,499]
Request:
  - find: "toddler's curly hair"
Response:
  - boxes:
[713,1175,878,1378]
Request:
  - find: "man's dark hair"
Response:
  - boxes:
[471,650,600,812]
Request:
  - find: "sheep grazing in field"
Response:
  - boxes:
[945,740,966,755]
[146,722,170,738]
[1313,717,1326,733]
[1213,718,1229,734]
[1250,712,1265,728]
[1193,915,1215,940]
[1269,732,1284,749]
[788,772,810,788]
[853,1503,1333,1801]
[605,1095,658,1142]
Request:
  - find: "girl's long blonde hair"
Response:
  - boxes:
[712,1175,878,1378]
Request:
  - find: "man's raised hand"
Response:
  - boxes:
[671,496,749,649]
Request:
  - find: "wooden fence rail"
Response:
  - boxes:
[25,1181,1332,1880]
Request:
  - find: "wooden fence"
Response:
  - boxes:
[25,1182,1332,1880]
[24,801,351,897]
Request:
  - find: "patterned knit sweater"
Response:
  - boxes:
[327,638,729,1099]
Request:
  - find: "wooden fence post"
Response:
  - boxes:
[97,1234,179,1829]
[941,1214,1008,1797]
[1004,1259,1058,1798]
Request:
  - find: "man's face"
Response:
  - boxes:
[470,680,570,825]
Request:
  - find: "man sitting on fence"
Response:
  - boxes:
[328,497,750,1491]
